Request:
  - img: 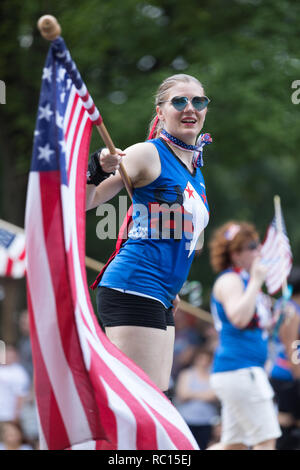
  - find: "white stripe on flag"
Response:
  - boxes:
[101,379,137,450]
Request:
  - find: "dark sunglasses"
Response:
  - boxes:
[160,95,210,112]
[241,241,260,251]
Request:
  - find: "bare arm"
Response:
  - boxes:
[86,173,124,210]
[86,142,160,211]
[176,369,217,403]
[214,257,267,329]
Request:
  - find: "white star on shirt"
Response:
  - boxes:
[38,143,54,163]
[56,111,64,129]
[42,66,52,82]
[38,103,53,122]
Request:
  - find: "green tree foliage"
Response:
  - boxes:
[1,0,300,306]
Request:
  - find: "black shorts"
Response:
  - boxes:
[96,286,175,330]
[270,377,300,419]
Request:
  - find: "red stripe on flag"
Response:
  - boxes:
[74,118,94,289]
[81,91,89,102]
[27,285,70,450]
[86,103,95,115]
[5,258,13,276]
[94,116,102,126]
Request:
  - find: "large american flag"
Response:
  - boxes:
[261,212,292,295]
[25,37,198,450]
[0,219,26,278]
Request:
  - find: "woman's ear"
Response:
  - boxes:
[156,105,164,122]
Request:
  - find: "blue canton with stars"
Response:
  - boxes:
[31,38,82,186]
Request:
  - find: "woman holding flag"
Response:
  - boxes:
[86,73,211,397]
[208,221,281,450]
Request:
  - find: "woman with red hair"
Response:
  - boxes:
[208,221,281,450]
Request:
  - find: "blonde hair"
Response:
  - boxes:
[148,74,204,139]
[209,221,259,273]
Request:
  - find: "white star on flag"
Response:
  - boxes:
[60,92,66,103]
[38,103,53,122]
[38,143,54,163]
[57,67,67,83]
[59,140,66,153]
[42,66,52,83]
[56,51,66,58]
[56,111,64,129]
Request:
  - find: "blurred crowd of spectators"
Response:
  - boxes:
[0,306,299,450]
[0,310,38,450]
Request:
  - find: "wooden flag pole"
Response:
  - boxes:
[37,15,133,200]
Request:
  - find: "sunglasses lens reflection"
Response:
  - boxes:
[192,97,209,110]
[171,96,209,112]
[172,97,188,111]
[247,241,259,250]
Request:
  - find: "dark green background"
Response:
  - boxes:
[1,0,299,328]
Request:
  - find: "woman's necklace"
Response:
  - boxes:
[160,129,212,168]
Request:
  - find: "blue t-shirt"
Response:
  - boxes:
[211,269,270,373]
[270,298,300,381]
[99,138,210,308]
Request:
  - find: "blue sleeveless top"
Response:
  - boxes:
[270,299,300,381]
[99,138,210,308]
[211,269,270,373]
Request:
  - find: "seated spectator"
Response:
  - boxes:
[0,344,31,423]
[175,346,219,449]
[0,421,33,450]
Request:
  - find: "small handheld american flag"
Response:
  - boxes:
[0,219,26,279]
[260,196,292,295]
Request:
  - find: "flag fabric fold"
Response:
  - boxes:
[25,36,198,450]
[261,210,292,295]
